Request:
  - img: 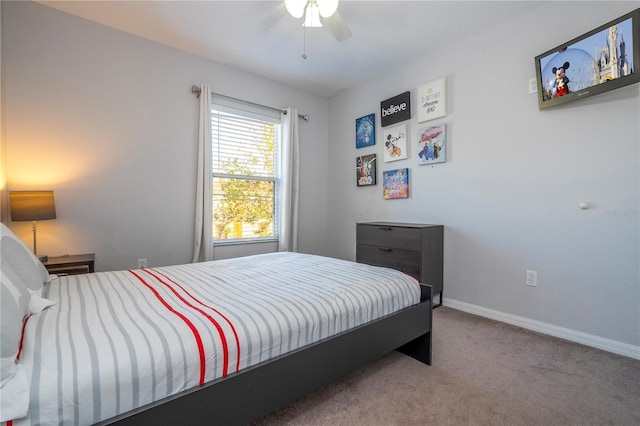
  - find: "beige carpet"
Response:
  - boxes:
[254,307,640,425]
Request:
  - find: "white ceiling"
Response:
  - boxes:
[37,1,546,97]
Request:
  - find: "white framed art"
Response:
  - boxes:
[417,77,446,123]
[417,124,446,165]
[383,124,408,162]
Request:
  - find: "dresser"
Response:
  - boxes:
[356,222,443,306]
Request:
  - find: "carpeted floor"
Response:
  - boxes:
[254,307,640,425]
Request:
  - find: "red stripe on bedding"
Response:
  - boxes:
[8,313,30,425]
[150,268,242,373]
[142,268,232,377]
[16,314,32,361]
[128,270,207,385]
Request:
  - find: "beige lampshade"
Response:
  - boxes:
[9,191,57,222]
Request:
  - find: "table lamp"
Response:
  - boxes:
[9,190,57,261]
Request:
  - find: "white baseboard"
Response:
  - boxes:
[442,298,640,361]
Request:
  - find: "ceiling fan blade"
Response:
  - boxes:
[323,11,352,42]
[257,2,288,31]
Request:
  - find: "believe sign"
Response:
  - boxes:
[380,91,411,127]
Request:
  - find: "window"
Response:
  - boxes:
[211,105,281,242]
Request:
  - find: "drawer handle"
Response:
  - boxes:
[378,227,393,231]
[378,247,392,252]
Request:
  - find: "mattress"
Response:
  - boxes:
[12,252,420,425]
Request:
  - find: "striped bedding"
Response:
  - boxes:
[11,252,420,425]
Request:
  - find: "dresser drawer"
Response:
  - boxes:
[356,224,422,251]
[356,244,421,278]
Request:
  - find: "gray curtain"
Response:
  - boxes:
[278,107,300,252]
[192,84,213,262]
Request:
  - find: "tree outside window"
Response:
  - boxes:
[212,109,279,241]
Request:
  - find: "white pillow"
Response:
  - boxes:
[0,260,32,421]
[0,268,30,387]
[0,223,49,291]
[28,288,57,314]
[0,363,30,421]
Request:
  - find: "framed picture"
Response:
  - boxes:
[383,124,408,162]
[417,124,446,165]
[380,91,411,127]
[355,113,376,148]
[356,154,377,186]
[417,77,446,123]
[383,168,409,199]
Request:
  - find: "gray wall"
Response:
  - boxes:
[2,1,638,352]
[327,1,639,348]
[0,2,6,222]
[2,1,329,270]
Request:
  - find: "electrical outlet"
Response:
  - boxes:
[137,258,147,268]
[528,78,538,94]
[526,270,537,287]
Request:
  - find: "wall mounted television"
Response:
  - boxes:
[535,8,639,110]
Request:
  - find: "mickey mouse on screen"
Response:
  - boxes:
[552,61,570,97]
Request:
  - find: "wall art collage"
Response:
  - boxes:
[355,77,448,199]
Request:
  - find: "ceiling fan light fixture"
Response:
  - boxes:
[317,0,339,18]
[303,1,322,27]
[285,0,306,19]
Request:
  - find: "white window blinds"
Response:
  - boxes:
[211,106,281,241]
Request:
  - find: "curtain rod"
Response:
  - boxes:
[191,85,309,121]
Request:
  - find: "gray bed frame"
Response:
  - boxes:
[100,284,433,426]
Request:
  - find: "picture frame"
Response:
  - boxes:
[355,113,376,149]
[383,168,409,200]
[416,77,446,123]
[356,154,377,186]
[417,124,446,165]
[383,124,408,162]
[380,91,411,127]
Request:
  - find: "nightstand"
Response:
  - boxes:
[42,253,95,275]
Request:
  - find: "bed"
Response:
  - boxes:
[1,224,432,425]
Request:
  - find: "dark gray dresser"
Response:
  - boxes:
[356,222,444,307]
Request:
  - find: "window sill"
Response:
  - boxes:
[213,237,278,247]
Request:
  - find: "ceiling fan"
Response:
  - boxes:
[261,0,352,42]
